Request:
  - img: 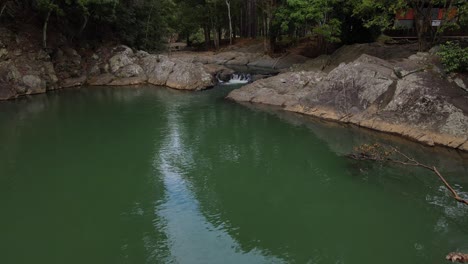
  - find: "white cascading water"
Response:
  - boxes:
[219,73,251,85]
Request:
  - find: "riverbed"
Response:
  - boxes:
[0,85,467,264]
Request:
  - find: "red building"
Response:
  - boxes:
[389,7,467,38]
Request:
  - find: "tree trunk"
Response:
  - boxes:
[78,13,89,37]
[42,9,52,49]
[412,2,433,51]
[218,26,222,46]
[144,3,154,48]
[226,0,233,45]
[203,26,210,49]
[263,14,268,53]
[0,2,7,18]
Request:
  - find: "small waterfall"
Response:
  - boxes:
[219,73,251,85]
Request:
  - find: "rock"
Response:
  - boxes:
[428,45,440,55]
[166,61,214,90]
[203,64,235,82]
[115,64,145,78]
[13,49,22,56]
[135,50,150,58]
[109,47,135,73]
[108,76,147,86]
[61,76,87,88]
[22,75,46,94]
[322,43,419,72]
[0,48,8,60]
[228,53,468,151]
[248,56,276,68]
[225,56,250,65]
[227,71,326,107]
[298,55,395,118]
[88,65,101,76]
[446,252,468,263]
[453,77,467,92]
[87,73,115,86]
[141,55,175,86]
[248,54,309,69]
[290,54,330,72]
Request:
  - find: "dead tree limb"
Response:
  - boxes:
[348,143,468,205]
[349,143,468,263]
[446,252,468,263]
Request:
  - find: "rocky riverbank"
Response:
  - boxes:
[0,25,238,100]
[2,24,467,151]
[227,48,468,151]
[0,26,307,100]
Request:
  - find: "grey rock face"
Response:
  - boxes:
[228,53,468,151]
[166,61,214,90]
[227,71,326,107]
[141,55,175,86]
[88,47,220,90]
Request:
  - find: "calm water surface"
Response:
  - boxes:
[0,85,467,264]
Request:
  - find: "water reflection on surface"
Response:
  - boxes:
[153,95,282,263]
[0,85,467,264]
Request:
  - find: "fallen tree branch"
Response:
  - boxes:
[446,252,468,263]
[348,143,468,205]
[349,143,468,262]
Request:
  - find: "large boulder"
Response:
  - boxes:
[166,60,214,90]
[227,71,326,107]
[109,46,135,73]
[0,27,60,99]
[141,55,175,86]
[86,47,218,90]
[228,53,468,151]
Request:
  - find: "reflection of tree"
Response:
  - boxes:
[175,100,468,263]
[0,86,173,263]
[153,95,281,263]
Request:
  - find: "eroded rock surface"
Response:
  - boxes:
[0,28,59,100]
[0,31,229,99]
[86,46,224,90]
[228,53,468,151]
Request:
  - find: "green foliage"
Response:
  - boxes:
[351,0,406,30]
[37,0,64,16]
[273,0,342,43]
[437,41,468,73]
[115,0,176,51]
[313,18,341,43]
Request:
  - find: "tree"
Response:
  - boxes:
[350,143,468,263]
[274,0,342,51]
[226,0,233,45]
[352,0,468,51]
[37,0,63,49]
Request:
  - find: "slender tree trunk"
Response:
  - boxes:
[226,0,233,45]
[433,0,454,44]
[203,25,210,49]
[218,26,222,46]
[252,0,257,38]
[240,9,244,37]
[0,2,7,18]
[211,16,219,50]
[263,14,268,53]
[144,4,155,48]
[247,0,251,37]
[412,2,433,51]
[42,9,52,49]
[78,14,89,37]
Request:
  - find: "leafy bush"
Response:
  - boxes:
[437,41,468,73]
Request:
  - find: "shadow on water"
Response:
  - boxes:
[0,85,467,264]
